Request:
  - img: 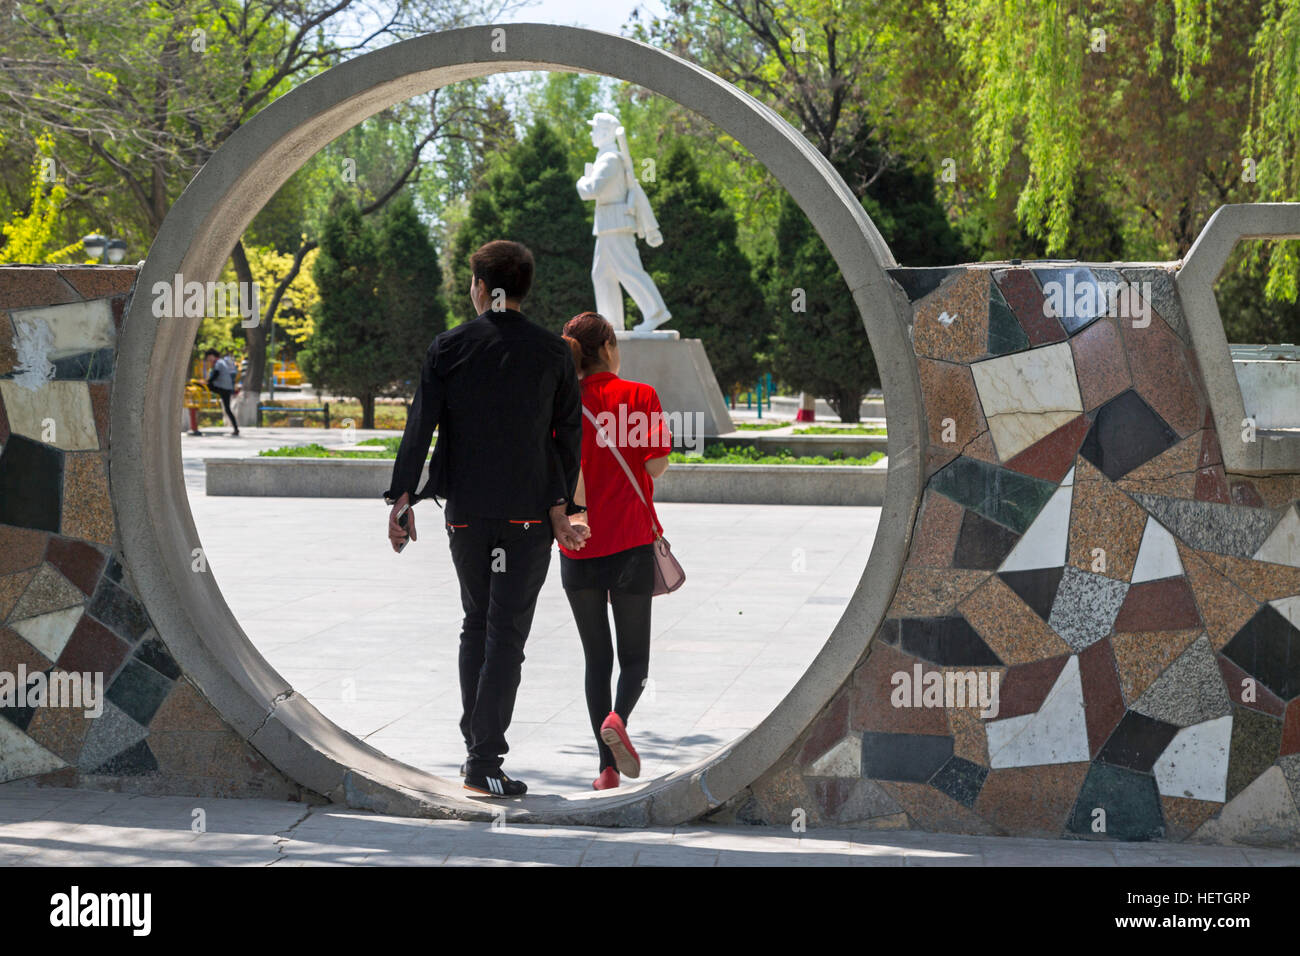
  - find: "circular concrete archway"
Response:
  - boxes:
[111,23,924,823]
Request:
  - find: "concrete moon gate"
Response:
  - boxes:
[111,23,924,823]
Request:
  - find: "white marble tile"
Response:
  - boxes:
[0,719,67,783]
[808,735,861,777]
[11,606,83,662]
[1000,483,1072,572]
[1131,517,1184,583]
[0,380,99,450]
[1192,766,1300,845]
[9,299,115,359]
[1061,466,1076,487]
[1153,714,1231,801]
[986,655,1090,768]
[970,342,1083,459]
[1270,595,1300,629]
[1255,506,1300,568]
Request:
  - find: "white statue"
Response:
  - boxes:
[576,112,672,334]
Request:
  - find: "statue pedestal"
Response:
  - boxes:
[613,331,734,440]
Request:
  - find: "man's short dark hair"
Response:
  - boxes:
[470,240,534,302]
[204,348,219,358]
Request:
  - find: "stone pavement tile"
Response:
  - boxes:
[633,844,720,866]
[1109,844,1252,866]
[1241,848,1300,866]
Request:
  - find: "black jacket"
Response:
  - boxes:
[384,308,582,520]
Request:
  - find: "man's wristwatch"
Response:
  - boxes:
[565,502,588,517]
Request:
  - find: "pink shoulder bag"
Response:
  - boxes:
[582,404,685,596]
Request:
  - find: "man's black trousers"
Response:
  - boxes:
[445,515,554,776]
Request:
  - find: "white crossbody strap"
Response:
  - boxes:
[582,404,658,537]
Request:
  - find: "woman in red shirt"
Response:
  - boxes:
[559,311,673,791]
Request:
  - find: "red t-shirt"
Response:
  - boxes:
[559,372,673,560]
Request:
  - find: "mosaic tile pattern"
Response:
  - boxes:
[0,266,303,801]
[724,262,1300,847]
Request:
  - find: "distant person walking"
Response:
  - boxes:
[385,240,590,798]
[558,311,673,790]
[204,349,240,437]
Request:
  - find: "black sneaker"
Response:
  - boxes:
[463,771,527,797]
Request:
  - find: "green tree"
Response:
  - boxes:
[768,193,877,422]
[641,140,768,392]
[299,191,446,429]
[450,120,592,331]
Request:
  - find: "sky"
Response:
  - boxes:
[498,0,668,36]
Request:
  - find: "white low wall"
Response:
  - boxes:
[1234,359,1300,430]
[204,457,888,506]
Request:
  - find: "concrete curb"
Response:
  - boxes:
[205,457,889,506]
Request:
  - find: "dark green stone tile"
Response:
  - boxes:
[1226,706,1283,801]
[928,456,1057,534]
[1067,762,1164,841]
[987,282,1030,355]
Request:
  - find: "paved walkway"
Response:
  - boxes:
[181,428,879,792]
[4,787,1296,866]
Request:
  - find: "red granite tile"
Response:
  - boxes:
[798,688,851,765]
[913,270,991,364]
[995,270,1066,345]
[975,762,1090,837]
[1230,481,1265,508]
[1194,465,1230,503]
[907,492,965,569]
[0,624,54,670]
[850,642,951,736]
[880,781,999,835]
[111,295,126,332]
[918,357,988,453]
[88,383,111,442]
[0,526,48,575]
[55,613,129,676]
[1177,542,1260,651]
[1113,577,1202,632]
[1162,796,1223,842]
[1079,637,1127,756]
[57,266,138,301]
[1003,413,1091,483]
[43,537,107,596]
[0,391,9,442]
[1198,429,1223,468]
[0,311,14,376]
[962,430,1001,466]
[0,267,81,310]
[1283,700,1300,756]
[996,654,1069,720]
[1217,654,1286,717]
[1121,316,1204,437]
[926,446,958,478]
[1070,317,1131,411]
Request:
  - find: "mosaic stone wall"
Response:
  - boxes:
[0,265,306,800]
[714,263,1300,846]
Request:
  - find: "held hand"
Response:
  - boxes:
[388,493,416,552]
[550,505,590,551]
[645,228,664,248]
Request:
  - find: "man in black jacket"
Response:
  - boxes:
[384,240,589,797]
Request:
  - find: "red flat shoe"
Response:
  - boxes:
[599,711,641,778]
[593,767,620,790]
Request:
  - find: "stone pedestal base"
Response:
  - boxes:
[613,332,734,439]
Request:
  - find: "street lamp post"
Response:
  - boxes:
[81,234,128,263]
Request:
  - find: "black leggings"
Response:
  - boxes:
[563,548,654,771]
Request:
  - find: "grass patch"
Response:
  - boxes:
[794,424,887,436]
[668,444,884,466]
[257,439,882,466]
[732,421,788,431]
